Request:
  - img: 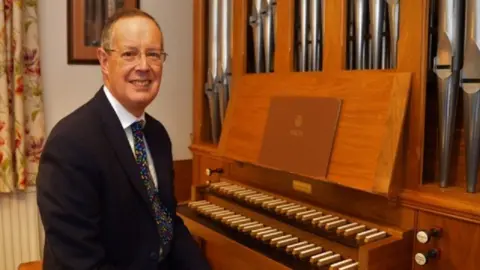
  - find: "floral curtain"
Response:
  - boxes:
[0,0,45,193]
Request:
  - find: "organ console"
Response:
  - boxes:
[184,0,480,269]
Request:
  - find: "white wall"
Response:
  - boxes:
[38,0,194,160]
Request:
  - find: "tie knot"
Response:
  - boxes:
[131,120,145,132]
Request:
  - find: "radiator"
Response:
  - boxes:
[0,187,43,270]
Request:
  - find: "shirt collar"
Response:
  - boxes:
[103,85,146,130]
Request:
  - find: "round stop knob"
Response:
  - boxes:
[416,228,442,244]
[415,249,439,266]
[205,168,223,176]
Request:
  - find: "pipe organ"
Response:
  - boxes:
[186,0,480,269]
[345,0,399,70]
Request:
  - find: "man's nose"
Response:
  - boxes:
[136,54,149,70]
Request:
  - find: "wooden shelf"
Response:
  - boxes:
[190,143,220,156]
[400,184,480,224]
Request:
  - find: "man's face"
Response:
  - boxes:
[98,16,164,116]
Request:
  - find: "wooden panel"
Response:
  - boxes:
[232,0,247,76]
[192,0,211,145]
[398,0,430,189]
[180,212,291,270]
[219,72,411,197]
[323,0,347,71]
[359,230,413,270]
[203,242,283,270]
[174,159,193,202]
[400,184,480,224]
[413,211,480,269]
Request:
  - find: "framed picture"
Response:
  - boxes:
[67,0,140,64]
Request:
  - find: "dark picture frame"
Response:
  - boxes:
[67,0,140,65]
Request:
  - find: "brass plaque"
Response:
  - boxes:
[258,96,342,179]
[292,180,312,194]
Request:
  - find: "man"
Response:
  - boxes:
[36,8,211,270]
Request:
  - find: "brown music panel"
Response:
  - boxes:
[218,72,412,197]
[258,96,342,179]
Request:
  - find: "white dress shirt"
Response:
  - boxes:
[103,86,158,188]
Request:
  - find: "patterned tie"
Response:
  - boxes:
[131,120,173,246]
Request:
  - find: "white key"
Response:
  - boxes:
[356,228,378,240]
[339,262,359,270]
[309,250,333,264]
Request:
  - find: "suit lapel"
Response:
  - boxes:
[93,90,152,209]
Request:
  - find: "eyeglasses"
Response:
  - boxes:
[105,47,168,65]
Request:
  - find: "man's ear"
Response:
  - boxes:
[97,48,109,74]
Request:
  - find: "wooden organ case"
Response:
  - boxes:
[181,0,480,269]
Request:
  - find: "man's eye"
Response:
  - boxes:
[148,52,161,58]
[122,51,135,57]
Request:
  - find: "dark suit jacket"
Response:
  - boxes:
[36,88,211,270]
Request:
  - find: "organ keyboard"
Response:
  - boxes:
[178,179,413,270]
[205,181,389,247]
[185,200,359,269]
